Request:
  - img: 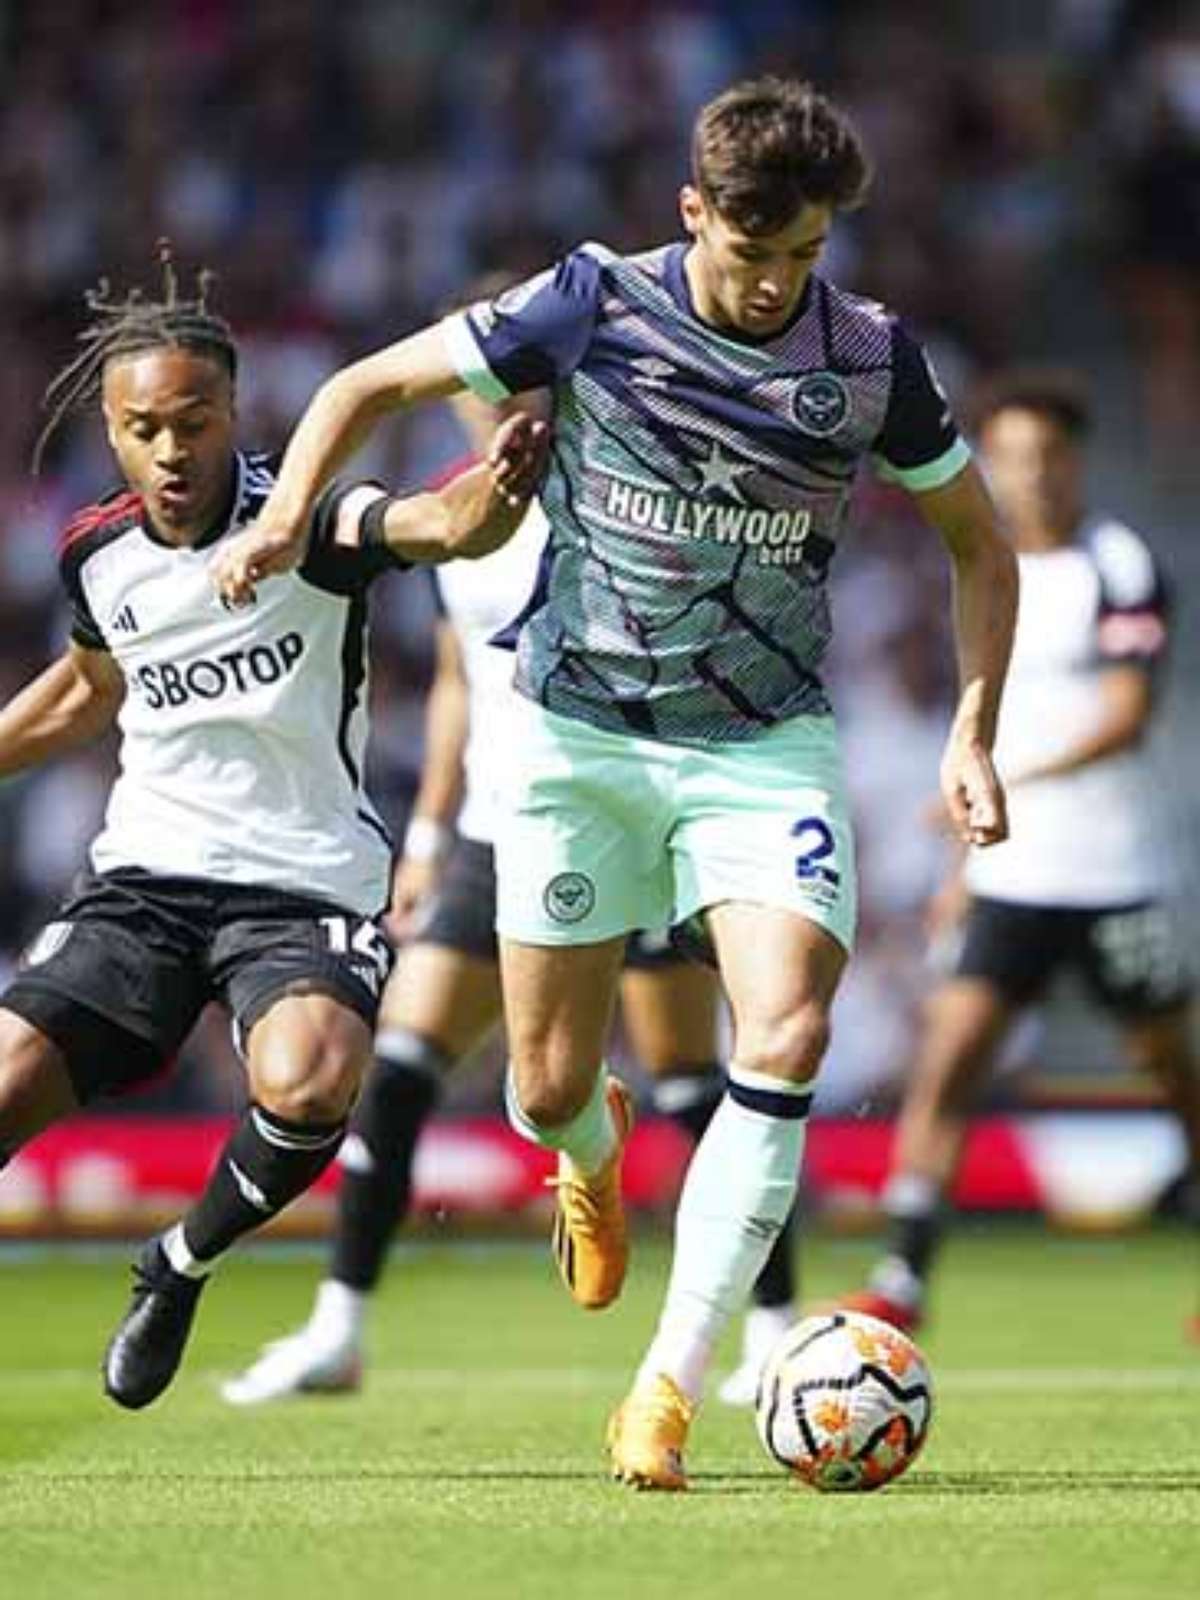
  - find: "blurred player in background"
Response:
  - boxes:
[213,77,1017,1487]
[0,250,544,1410]
[222,365,799,1406]
[842,371,1199,1336]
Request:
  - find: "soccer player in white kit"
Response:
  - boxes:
[0,253,545,1409]
[842,371,1199,1337]
[222,382,798,1405]
[213,78,1017,1487]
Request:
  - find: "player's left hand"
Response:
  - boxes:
[939,739,1008,847]
[386,854,443,942]
[487,413,550,507]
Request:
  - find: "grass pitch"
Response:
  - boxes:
[0,1226,1197,1600]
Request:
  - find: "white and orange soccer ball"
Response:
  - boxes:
[755,1310,933,1492]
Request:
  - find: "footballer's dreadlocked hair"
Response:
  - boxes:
[32,239,237,474]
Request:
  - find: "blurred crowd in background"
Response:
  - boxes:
[0,0,1196,1113]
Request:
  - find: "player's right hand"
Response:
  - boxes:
[210,510,310,608]
[939,738,1008,848]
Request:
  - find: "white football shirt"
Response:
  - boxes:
[429,498,549,844]
[60,451,399,916]
[966,516,1170,907]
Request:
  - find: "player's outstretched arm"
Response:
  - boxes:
[365,413,550,566]
[0,645,125,780]
[211,325,465,606]
[912,460,1018,848]
[404,413,548,562]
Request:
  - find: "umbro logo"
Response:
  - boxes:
[631,356,675,383]
[111,604,138,635]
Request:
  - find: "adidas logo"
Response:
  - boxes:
[111,603,138,635]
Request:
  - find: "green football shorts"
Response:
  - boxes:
[495,698,857,952]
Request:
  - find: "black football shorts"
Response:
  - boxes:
[2,869,393,1103]
[955,895,1191,1018]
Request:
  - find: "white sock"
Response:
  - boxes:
[162,1222,215,1280]
[741,1303,795,1366]
[881,1171,940,1218]
[868,1254,924,1309]
[310,1278,366,1345]
[505,1065,616,1178]
[635,1065,811,1405]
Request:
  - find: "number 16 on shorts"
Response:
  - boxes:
[319,915,393,997]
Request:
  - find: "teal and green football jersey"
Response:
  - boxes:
[444,242,968,746]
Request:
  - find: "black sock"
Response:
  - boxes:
[655,1063,796,1308]
[751,1208,796,1309]
[883,1204,945,1285]
[329,1030,444,1292]
[652,1064,724,1142]
[182,1103,345,1263]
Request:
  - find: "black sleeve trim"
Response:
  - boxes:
[299,482,408,596]
[875,322,959,469]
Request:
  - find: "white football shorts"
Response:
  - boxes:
[494,698,857,952]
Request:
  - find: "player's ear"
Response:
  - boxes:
[679,185,705,238]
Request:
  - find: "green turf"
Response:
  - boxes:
[0,1227,1197,1599]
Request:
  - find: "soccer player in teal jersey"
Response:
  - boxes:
[214,76,1017,1489]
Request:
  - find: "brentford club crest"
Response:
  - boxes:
[543,872,596,925]
[792,372,850,437]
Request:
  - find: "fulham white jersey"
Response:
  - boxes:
[966,516,1169,908]
[429,495,548,844]
[60,451,401,916]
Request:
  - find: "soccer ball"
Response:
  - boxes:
[755,1311,933,1492]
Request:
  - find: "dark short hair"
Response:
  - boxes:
[971,368,1092,440]
[692,75,871,235]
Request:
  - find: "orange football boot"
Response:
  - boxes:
[547,1076,634,1310]
[606,1374,693,1491]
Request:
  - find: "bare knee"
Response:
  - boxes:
[248,1001,370,1124]
[0,1009,77,1147]
[909,985,1008,1113]
[733,999,832,1086]
[253,1050,364,1123]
